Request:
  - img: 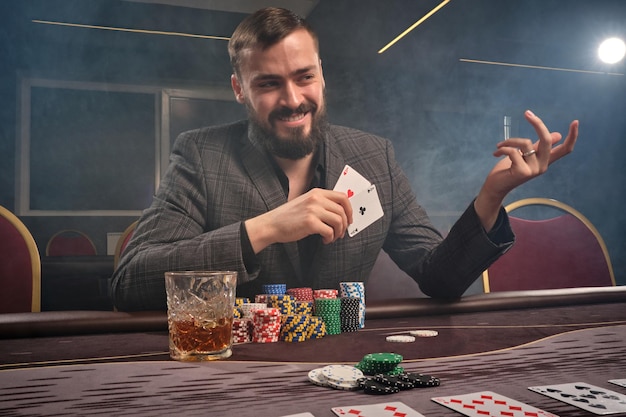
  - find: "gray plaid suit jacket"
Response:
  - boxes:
[111,120,513,311]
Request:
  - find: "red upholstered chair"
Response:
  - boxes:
[0,205,41,313]
[114,220,138,269]
[483,198,615,292]
[46,229,97,256]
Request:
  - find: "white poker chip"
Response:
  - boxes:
[320,365,363,385]
[409,330,439,337]
[307,368,328,387]
[386,335,416,343]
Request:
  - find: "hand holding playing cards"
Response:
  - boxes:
[475,110,579,231]
[245,188,353,253]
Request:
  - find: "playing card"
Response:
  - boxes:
[609,379,626,389]
[347,184,384,237]
[432,391,558,417]
[332,401,425,417]
[529,382,626,415]
[333,164,371,199]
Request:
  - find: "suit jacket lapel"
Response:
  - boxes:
[239,129,303,283]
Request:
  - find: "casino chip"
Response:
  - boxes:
[320,365,364,390]
[409,329,439,337]
[373,374,415,390]
[307,368,328,387]
[397,372,441,387]
[358,377,400,395]
[355,352,403,376]
[386,335,415,343]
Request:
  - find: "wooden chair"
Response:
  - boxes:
[0,205,41,313]
[46,229,97,256]
[114,220,138,269]
[483,198,615,292]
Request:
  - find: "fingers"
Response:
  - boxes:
[550,120,579,163]
[283,189,353,245]
[495,111,579,169]
[312,190,352,243]
[523,110,553,165]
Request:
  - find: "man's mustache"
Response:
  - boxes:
[271,103,316,120]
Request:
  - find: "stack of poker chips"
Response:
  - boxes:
[251,307,282,343]
[306,316,327,339]
[240,302,268,318]
[267,294,295,315]
[262,283,287,295]
[308,365,364,391]
[314,298,342,335]
[232,318,253,344]
[339,281,365,328]
[286,287,314,301]
[286,287,314,316]
[312,288,338,317]
[339,297,361,332]
[279,314,310,342]
[355,352,404,376]
[233,297,250,319]
[313,289,338,300]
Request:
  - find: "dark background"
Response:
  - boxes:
[1,0,624,286]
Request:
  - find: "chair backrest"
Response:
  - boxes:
[114,220,138,269]
[483,198,615,292]
[46,229,97,256]
[0,206,41,313]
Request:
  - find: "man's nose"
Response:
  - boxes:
[280,82,303,109]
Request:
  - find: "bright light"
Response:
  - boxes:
[598,37,626,64]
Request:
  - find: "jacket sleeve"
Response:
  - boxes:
[382,141,514,299]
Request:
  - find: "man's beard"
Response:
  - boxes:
[247,99,328,160]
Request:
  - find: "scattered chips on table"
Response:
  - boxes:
[409,329,439,337]
[386,335,416,343]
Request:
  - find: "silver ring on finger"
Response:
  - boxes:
[521,149,537,158]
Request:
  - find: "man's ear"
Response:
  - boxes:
[231,74,245,104]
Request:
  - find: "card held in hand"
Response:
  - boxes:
[333,164,371,198]
[347,184,384,237]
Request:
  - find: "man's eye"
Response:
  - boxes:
[258,81,279,88]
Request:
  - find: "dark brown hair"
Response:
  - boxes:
[228,7,319,77]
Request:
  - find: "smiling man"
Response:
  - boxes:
[111,7,578,311]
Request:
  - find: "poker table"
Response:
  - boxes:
[1,286,625,416]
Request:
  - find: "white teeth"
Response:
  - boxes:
[279,113,306,122]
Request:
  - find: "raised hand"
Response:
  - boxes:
[475,110,579,231]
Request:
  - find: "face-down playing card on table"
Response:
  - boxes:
[432,391,559,417]
[331,401,425,417]
[528,382,626,415]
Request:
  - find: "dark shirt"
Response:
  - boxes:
[240,144,325,280]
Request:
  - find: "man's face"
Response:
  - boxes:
[231,29,327,159]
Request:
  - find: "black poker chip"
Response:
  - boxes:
[373,374,415,390]
[397,372,440,387]
[359,378,400,395]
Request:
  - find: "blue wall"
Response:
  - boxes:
[1,0,624,284]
